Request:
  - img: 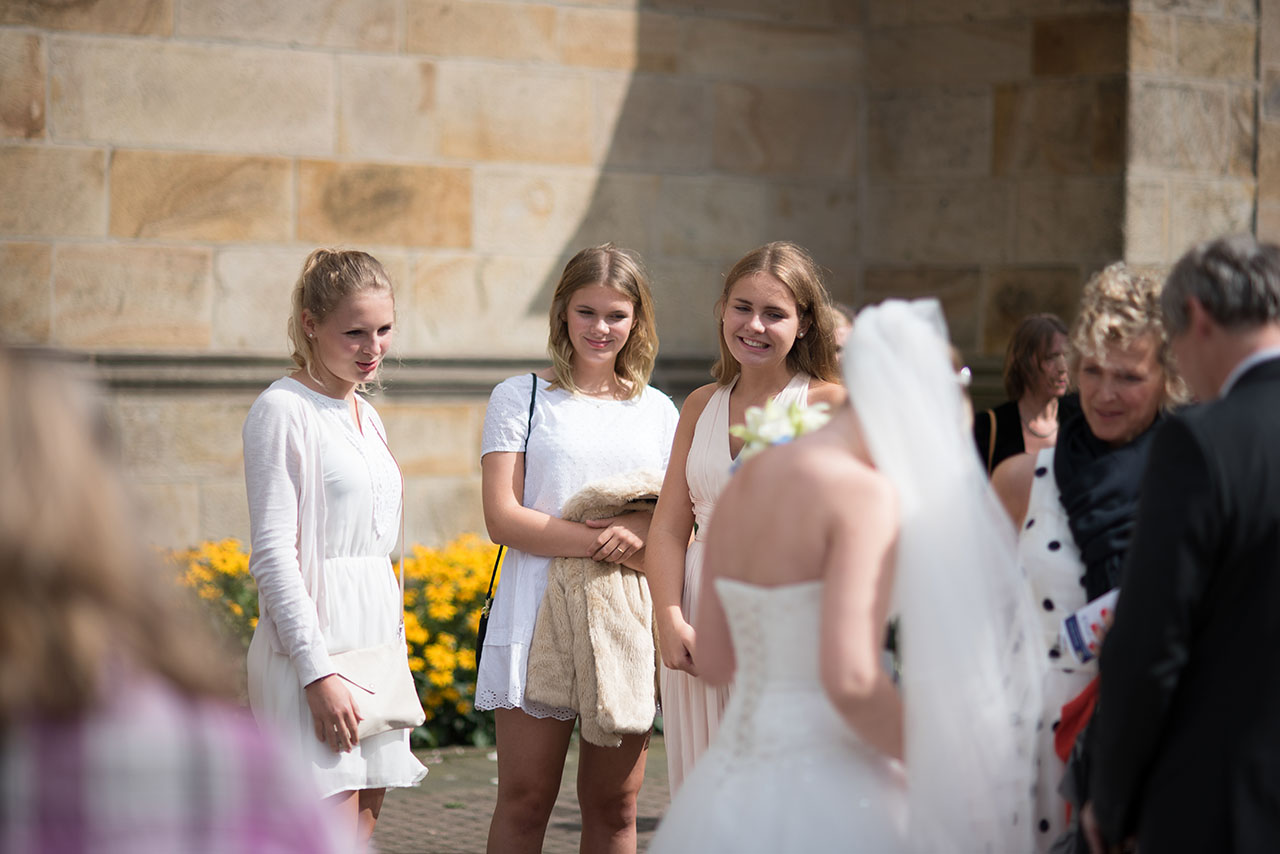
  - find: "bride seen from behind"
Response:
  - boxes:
[650,299,1045,853]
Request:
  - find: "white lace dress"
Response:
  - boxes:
[660,372,811,792]
[475,374,679,718]
[244,377,427,798]
[1019,447,1096,851]
[651,579,908,852]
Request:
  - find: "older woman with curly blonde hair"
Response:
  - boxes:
[991,262,1186,852]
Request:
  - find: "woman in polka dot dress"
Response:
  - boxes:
[992,263,1186,852]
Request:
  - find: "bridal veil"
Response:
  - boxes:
[844,299,1045,853]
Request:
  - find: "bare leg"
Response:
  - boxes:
[486,708,576,854]
[326,790,360,848]
[577,730,650,854]
[326,787,387,848]
[357,788,386,845]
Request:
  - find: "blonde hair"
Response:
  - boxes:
[287,249,395,388]
[0,349,235,724]
[711,242,841,385]
[547,244,658,400]
[1070,262,1187,406]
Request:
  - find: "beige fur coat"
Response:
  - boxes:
[524,468,664,747]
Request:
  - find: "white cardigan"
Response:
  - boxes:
[242,379,389,688]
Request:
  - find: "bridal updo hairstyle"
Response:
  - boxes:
[1070,262,1187,407]
[287,248,395,386]
[547,243,659,401]
[711,241,841,385]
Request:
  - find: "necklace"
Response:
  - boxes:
[1023,418,1057,439]
[1020,398,1058,439]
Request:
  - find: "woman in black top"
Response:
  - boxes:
[973,313,1071,475]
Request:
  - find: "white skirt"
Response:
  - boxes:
[248,555,427,799]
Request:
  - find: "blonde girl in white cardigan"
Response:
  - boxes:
[243,250,426,847]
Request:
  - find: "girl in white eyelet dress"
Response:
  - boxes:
[474,375,678,720]
[652,300,1044,854]
[478,245,678,854]
[244,250,425,846]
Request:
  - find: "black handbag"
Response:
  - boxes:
[476,372,536,673]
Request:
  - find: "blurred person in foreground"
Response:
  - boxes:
[0,347,344,854]
[1085,234,1280,853]
[975,313,1075,476]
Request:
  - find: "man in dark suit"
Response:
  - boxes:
[1084,234,1280,853]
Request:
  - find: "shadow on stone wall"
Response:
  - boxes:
[528,0,863,378]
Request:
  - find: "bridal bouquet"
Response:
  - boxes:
[729,398,831,467]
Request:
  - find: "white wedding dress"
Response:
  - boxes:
[651,579,908,853]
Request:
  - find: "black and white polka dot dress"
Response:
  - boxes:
[1017,447,1096,852]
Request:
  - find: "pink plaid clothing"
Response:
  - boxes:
[1,673,348,854]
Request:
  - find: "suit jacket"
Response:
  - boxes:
[1091,357,1280,851]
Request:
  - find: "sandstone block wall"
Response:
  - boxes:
[1,0,1272,548]
[1258,0,1280,240]
[864,2,1129,355]
[0,0,862,548]
[1126,0,1258,267]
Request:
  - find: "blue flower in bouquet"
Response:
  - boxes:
[729,398,831,469]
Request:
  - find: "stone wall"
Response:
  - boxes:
[1,0,1271,548]
[1259,0,1280,239]
[0,0,862,547]
[862,1,1129,357]
[1126,0,1258,267]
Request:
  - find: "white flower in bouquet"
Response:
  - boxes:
[729,398,832,467]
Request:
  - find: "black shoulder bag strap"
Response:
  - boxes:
[477,373,536,666]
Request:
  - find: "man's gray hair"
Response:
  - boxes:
[1163,234,1280,334]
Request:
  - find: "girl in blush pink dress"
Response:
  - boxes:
[646,242,844,792]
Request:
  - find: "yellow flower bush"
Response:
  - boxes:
[168,534,500,747]
[402,534,499,746]
[168,539,258,649]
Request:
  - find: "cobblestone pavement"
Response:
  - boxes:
[373,733,670,854]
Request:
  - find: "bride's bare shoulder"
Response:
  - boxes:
[787,438,894,509]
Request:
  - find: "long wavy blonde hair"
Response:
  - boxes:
[0,349,235,725]
[547,244,659,400]
[710,242,841,385]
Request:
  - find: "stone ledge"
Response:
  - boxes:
[8,351,718,399]
[9,350,1007,410]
